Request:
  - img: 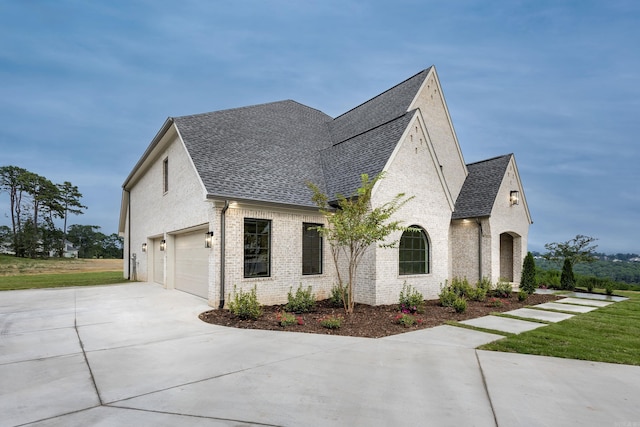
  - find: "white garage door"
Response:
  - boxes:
[175,230,209,298]
[153,238,164,285]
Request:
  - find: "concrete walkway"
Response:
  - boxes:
[1,283,638,426]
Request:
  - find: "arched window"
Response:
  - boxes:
[399,227,429,275]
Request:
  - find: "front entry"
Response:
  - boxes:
[499,233,514,282]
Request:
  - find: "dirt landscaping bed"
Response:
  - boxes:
[199,293,561,338]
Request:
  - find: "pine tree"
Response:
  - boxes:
[560,258,575,291]
[520,252,537,294]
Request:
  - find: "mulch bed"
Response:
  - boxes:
[199,293,562,338]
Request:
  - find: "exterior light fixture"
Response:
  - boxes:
[205,231,214,248]
[510,190,520,206]
[160,239,166,251]
[141,243,147,252]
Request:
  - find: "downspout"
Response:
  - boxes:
[218,200,230,309]
[476,218,483,282]
[126,189,131,280]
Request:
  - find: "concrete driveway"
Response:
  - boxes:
[1,283,639,426]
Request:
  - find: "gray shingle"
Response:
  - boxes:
[452,154,513,219]
[174,100,333,207]
[329,68,430,144]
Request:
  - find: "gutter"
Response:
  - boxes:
[218,200,230,309]
[476,218,483,281]
[126,189,131,280]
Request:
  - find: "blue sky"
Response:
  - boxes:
[1,0,638,253]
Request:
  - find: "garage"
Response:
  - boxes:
[174,229,210,298]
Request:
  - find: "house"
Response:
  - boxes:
[118,66,531,307]
[48,240,79,258]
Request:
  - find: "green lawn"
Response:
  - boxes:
[0,271,127,290]
[479,291,640,366]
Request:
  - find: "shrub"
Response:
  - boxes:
[329,284,348,308]
[520,252,537,294]
[605,281,614,296]
[517,290,528,302]
[439,282,457,307]
[450,277,473,297]
[487,297,504,308]
[228,285,263,320]
[395,313,418,327]
[285,284,316,313]
[467,286,487,302]
[560,259,575,291]
[477,276,493,292]
[493,281,512,298]
[319,315,343,329]
[276,311,297,327]
[398,283,425,314]
[452,297,467,313]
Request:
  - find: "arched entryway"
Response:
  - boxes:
[499,233,514,282]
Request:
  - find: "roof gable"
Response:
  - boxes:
[452,154,512,219]
[328,68,431,145]
[174,100,333,207]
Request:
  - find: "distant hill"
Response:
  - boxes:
[532,252,640,285]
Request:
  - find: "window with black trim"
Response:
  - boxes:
[302,223,322,275]
[399,227,429,275]
[244,218,271,278]
[162,157,169,193]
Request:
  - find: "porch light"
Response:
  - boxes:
[205,231,214,248]
[160,239,166,251]
[510,190,520,206]
[141,243,147,252]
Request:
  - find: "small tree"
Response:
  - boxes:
[560,258,575,291]
[520,251,536,294]
[308,173,413,314]
[544,234,598,266]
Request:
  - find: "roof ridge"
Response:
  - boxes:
[332,67,432,121]
[466,153,513,166]
[172,99,325,121]
[330,110,416,147]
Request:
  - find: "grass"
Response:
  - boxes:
[0,254,126,290]
[479,290,640,366]
[0,271,127,290]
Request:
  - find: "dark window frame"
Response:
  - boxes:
[302,223,323,275]
[244,218,271,278]
[399,227,430,275]
[162,157,169,194]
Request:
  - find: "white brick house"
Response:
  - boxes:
[118,66,531,307]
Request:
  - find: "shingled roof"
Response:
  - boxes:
[452,154,513,219]
[172,68,433,207]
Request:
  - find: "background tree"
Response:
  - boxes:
[561,258,576,290]
[308,173,413,314]
[520,251,536,294]
[544,234,598,266]
[56,181,86,256]
[0,166,28,255]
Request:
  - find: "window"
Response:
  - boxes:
[302,223,323,275]
[399,227,429,275]
[162,157,169,193]
[244,218,271,278]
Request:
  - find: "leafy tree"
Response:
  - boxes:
[0,166,28,255]
[308,173,413,314]
[560,258,575,291]
[544,234,598,266]
[56,181,86,256]
[520,252,536,294]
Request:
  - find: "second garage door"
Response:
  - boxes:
[175,230,209,299]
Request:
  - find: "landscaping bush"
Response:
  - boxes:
[477,276,493,292]
[518,290,528,302]
[450,277,473,297]
[319,315,343,329]
[493,281,512,298]
[439,282,458,307]
[285,284,316,313]
[467,286,487,302]
[452,296,467,313]
[561,259,576,291]
[398,283,425,314]
[276,311,297,327]
[228,285,263,320]
[395,313,418,327]
[329,283,348,308]
[520,252,537,294]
